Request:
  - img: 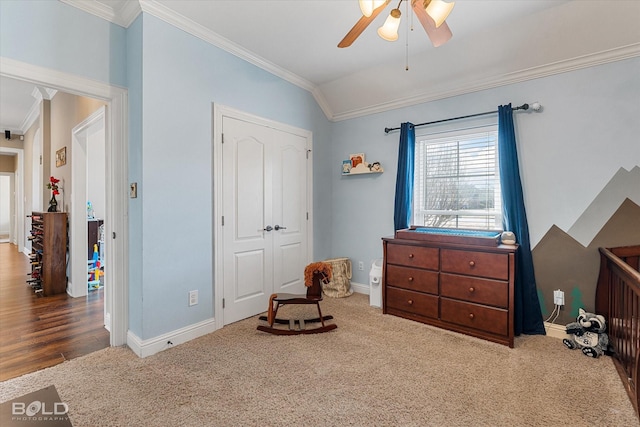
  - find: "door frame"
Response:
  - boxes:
[0,147,23,251]
[0,172,14,243]
[212,104,314,329]
[70,106,105,298]
[0,57,129,347]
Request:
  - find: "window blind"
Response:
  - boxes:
[413,127,501,230]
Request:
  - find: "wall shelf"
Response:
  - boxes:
[342,158,383,176]
[342,169,383,176]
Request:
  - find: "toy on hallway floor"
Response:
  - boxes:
[563,308,611,358]
[88,244,102,289]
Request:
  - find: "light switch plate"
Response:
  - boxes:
[130,183,137,198]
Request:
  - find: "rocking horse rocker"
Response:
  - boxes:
[257,262,337,335]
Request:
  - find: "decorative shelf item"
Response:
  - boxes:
[342,153,383,175]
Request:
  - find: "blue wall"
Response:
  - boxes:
[0,0,126,88]
[331,57,640,285]
[137,15,331,339]
[126,15,144,336]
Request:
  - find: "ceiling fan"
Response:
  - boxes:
[338,0,454,48]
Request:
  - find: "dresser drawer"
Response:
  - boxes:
[441,249,508,280]
[440,298,508,336]
[386,265,439,294]
[386,287,438,319]
[440,273,508,308]
[386,243,439,270]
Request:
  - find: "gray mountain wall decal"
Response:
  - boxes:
[532,198,640,325]
[567,166,640,247]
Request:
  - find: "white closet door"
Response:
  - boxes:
[221,116,308,325]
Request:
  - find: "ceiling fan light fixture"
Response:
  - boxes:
[377,8,402,41]
[359,0,387,17]
[425,0,455,28]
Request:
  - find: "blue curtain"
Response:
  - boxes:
[498,104,546,335]
[394,122,415,231]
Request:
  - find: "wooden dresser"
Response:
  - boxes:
[382,227,518,347]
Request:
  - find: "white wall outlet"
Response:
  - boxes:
[358,261,364,271]
[553,289,564,306]
[189,290,198,306]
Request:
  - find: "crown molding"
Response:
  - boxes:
[58,1,316,94]
[55,1,640,124]
[18,87,59,133]
[310,87,333,122]
[331,43,640,122]
[31,86,57,101]
[20,101,40,134]
[59,0,141,27]
[139,0,316,93]
[118,0,143,27]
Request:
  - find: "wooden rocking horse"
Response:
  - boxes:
[257,262,337,335]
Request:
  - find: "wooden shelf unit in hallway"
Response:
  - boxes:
[27,212,68,296]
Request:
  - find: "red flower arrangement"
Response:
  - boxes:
[47,176,60,195]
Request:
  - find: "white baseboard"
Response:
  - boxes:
[350,281,369,295]
[126,283,368,359]
[104,312,111,332]
[544,322,567,340]
[127,317,217,358]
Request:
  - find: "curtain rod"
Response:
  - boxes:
[384,103,532,134]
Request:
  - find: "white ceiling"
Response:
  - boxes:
[1,0,639,133]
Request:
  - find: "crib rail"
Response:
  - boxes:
[596,246,640,417]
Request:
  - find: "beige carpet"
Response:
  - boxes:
[1,293,637,427]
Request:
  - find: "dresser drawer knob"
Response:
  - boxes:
[469,313,475,319]
[469,261,476,267]
[408,254,414,259]
[407,299,414,305]
[469,287,475,293]
[408,277,414,282]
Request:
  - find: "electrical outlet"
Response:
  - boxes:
[553,289,564,306]
[358,261,364,271]
[189,290,198,306]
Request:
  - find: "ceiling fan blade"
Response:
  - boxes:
[411,0,452,47]
[338,0,391,48]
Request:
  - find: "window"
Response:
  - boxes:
[413,126,502,230]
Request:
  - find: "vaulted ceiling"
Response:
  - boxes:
[2,0,639,132]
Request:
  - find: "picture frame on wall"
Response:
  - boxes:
[342,160,352,174]
[349,153,365,168]
[56,147,67,167]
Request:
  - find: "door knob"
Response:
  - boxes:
[274,225,287,231]
[263,225,273,232]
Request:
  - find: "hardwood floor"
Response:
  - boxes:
[0,242,110,381]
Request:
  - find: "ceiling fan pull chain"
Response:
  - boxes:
[410,0,415,32]
[405,0,410,70]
